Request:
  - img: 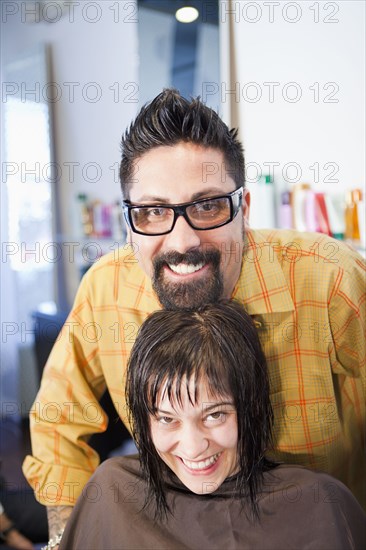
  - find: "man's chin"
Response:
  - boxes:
[153,276,223,311]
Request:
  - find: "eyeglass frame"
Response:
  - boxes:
[122,187,244,236]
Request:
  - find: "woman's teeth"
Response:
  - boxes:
[168,262,204,275]
[181,452,221,470]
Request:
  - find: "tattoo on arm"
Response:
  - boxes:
[46,506,73,539]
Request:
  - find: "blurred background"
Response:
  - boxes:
[0,0,365,525]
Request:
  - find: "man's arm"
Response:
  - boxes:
[329,249,366,384]
[328,248,366,508]
[47,505,73,540]
[23,271,107,506]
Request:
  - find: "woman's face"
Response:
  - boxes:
[149,378,239,495]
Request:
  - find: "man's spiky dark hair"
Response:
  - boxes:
[120,88,245,197]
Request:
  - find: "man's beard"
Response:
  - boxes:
[152,248,223,310]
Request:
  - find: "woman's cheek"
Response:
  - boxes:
[151,426,178,453]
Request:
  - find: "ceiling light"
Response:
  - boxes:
[175,6,199,23]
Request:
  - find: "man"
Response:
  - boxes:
[23,89,365,542]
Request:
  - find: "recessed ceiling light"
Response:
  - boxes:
[175,6,199,23]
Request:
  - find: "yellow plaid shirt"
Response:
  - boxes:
[23,229,366,508]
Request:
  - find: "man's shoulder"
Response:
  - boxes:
[85,244,141,275]
[80,244,148,291]
[251,229,364,271]
[70,244,160,312]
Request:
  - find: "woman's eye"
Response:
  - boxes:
[158,416,174,425]
[206,411,226,422]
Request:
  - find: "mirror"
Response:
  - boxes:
[138,0,220,109]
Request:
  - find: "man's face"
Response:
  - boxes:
[128,143,249,309]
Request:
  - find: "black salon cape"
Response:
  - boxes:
[59,455,365,550]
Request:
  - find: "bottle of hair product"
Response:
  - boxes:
[246,174,275,228]
[304,189,318,232]
[345,191,354,240]
[111,201,125,241]
[314,193,332,236]
[261,174,276,228]
[93,200,104,238]
[279,189,292,229]
[76,193,93,237]
[324,194,345,240]
[356,191,365,249]
[291,183,311,232]
[345,189,362,242]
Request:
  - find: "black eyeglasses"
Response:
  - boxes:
[122,187,243,236]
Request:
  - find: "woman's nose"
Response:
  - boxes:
[178,425,209,460]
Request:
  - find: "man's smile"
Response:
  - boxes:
[165,261,206,276]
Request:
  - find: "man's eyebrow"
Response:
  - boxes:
[135,188,226,204]
[191,189,226,201]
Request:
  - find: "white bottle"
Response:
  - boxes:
[247,175,276,229]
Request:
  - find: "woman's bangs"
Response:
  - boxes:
[147,343,233,413]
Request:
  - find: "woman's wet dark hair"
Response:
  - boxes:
[126,300,276,520]
[120,88,245,198]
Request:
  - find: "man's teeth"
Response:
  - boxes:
[168,262,204,275]
[181,452,221,470]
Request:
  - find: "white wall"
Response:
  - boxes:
[220,0,365,197]
[1,0,139,302]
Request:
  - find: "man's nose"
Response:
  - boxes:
[164,215,201,254]
[179,425,209,460]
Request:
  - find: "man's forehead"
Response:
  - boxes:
[132,187,227,205]
[129,143,235,202]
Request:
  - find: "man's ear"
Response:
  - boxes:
[242,188,250,228]
[126,227,133,245]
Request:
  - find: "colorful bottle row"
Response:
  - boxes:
[76,194,126,240]
[279,185,365,248]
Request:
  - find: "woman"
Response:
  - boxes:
[59,301,365,549]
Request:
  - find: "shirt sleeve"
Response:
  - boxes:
[22,271,108,506]
[329,249,366,386]
[327,249,366,507]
